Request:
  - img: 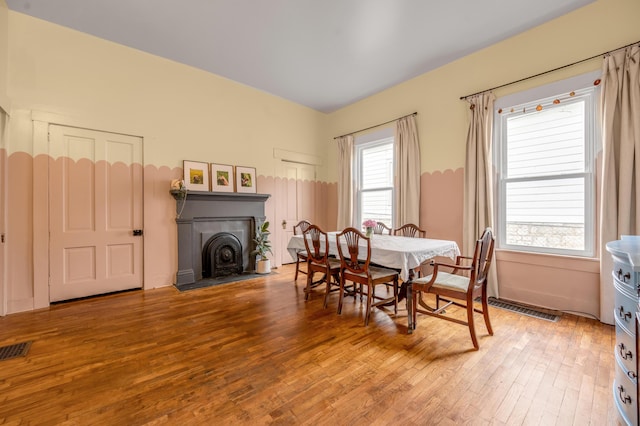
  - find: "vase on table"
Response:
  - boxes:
[365,227,373,238]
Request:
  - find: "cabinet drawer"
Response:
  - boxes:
[616,321,639,381]
[615,281,637,334]
[615,357,638,426]
[614,260,639,287]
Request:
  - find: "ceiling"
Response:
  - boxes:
[6,0,594,113]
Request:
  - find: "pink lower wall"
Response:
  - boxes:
[4,152,600,318]
[420,167,600,318]
[496,250,600,317]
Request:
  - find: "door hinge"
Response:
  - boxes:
[1,234,4,243]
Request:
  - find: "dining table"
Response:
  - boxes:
[287,232,461,332]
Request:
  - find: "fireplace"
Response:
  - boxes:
[171,191,270,288]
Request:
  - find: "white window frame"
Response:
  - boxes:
[353,127,395,229]
[493,71,600,257]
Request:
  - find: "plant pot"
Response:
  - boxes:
[256,258,271,274]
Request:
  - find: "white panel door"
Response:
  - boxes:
[0,112,6,315]
[49,125,143,302]
[276,161,315,266]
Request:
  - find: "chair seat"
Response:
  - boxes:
[414,272,470,292]
[327,258,342,269]
[310,257,341,270]
[345,264,398,281]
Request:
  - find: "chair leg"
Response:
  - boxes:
[295,257,301,281]
[364,285,373,326]
[337,276,345,314]
[467,301,479,350]
[481,293,494,336]
[323,272,337,309]
[304,271,313,300]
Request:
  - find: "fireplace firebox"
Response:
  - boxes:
[202,232,243,278]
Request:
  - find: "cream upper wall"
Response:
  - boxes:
[0,0,9,112]
[6,0,640,181]
[7,12,328,179]
[324,0,640,180]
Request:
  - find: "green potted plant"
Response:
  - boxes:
[251,220,273,274]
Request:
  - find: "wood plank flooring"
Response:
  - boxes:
[0,264,617,425]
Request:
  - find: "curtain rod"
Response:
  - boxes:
[333,112,417,140]
[460,39,640,100]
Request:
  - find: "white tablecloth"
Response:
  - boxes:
[287,233,460,281]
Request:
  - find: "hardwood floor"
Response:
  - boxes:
[0,264,617,425]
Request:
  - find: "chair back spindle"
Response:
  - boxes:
[394,223,426,238]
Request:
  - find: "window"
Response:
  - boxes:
[354,128,395,229]
[494,73,599,257]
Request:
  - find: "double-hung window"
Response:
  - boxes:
[353,128,395,229]
[494,73,599,257]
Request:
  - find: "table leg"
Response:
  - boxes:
[406,281,413,334]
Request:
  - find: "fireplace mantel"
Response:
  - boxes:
[171,190,270,204]
[171,190,271,287]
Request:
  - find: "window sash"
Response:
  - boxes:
[354,133,394,229]
[495,84,597,257]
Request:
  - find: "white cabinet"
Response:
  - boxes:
[607,236,640,426]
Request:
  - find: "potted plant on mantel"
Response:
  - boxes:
[251,220,273,274]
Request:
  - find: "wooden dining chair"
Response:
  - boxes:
[335,227,400,326]
[410,228,495,350]
[293,220,312,281]
[302,225,342,308]
[393,223,426,238]
[393,223,427,277]
[373,222,392,235]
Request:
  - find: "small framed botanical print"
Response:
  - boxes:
[235,166,257,193]
[183,160,210,191]
[211,163,235,192]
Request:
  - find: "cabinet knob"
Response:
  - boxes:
[616,268,632,282]
[619,343,634,360]
[618,306,632,321]
[618,385,633,405]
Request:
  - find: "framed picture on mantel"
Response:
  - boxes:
[211,163,234,193]
[183,160,210,191]
[235,166,257,193]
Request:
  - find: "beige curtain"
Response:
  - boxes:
[463,93,498,298]
[394,115,421,226]
[336,135,354,230]
[599,45,640,325]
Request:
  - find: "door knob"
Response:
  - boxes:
[282,220,287,229]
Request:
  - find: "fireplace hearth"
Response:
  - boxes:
[171,191,270,289]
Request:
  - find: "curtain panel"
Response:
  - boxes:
[463,93,498,298]
[336,135,354,230]
[599,44,640,324]
[394,115,421,226]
